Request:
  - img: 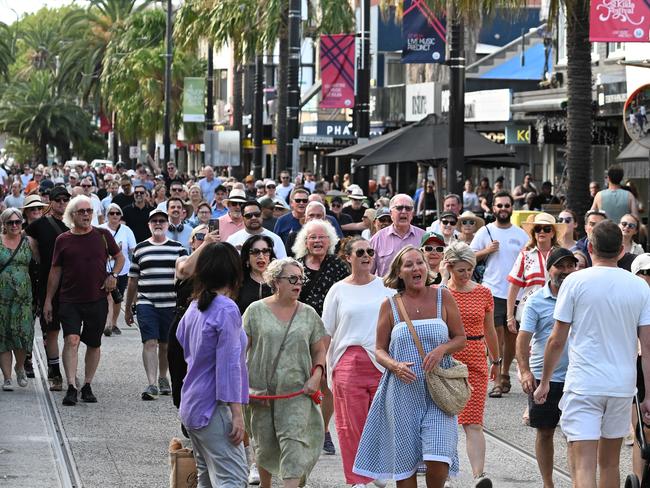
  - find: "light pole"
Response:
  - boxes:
[447,5,465,197]
[286,0,301,173]
[353,0,370,194]
[163,0,173,165]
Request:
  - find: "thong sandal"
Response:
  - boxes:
[501,374,511,394]
[488,384,503,398]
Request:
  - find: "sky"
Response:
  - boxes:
[0,0,89,24]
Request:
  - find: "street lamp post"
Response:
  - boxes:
[353,0,370,195]
[253,53,264,179]
[163,0,173,164]
[447,5,465,197]
[286,0,302,173]
[206,43,214,131]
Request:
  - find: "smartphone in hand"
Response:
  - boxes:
[208,219,220,233]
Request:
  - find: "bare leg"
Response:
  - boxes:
[502,329,517,379]
[569,440,598,488]
[44,329,60,364]
[424,460,449,488]
[0,351,12,380]
[106,299,115,330]
[320,375,334,432]
[83,346,101,384]
[535,427,556,488]
[396,473,418,488]
[158,342,169,379]
[282,479,300,488]
[111,298,121,328]
[494,326,504,386]
[597,437,622,488]
[258,465,272,488]
[142,339,158,385]
[62,335,80,387]
[463,424,486,477]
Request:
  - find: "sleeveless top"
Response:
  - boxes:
[600,189,629,224]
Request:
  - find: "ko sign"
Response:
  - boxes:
[505,125,532,145]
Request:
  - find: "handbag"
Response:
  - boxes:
[0,236,26,275]
[249,303,300,407]
[472,226,493,283]
[395,295,471,416]
[168,438,197,488]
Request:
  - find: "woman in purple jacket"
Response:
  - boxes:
[176,242,248,487]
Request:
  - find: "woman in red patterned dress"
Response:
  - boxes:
[444,242,500,487]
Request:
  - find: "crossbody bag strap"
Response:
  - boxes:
[483,225,494,265]
[46,216,66,235]
[0,235,26,274]
[395,295,426,360]
[266,303,301,389]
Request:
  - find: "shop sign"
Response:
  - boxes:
[405,82,440,121]
[505,125,531,144]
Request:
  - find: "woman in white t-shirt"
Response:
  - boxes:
[99,203,136,336]
[322,236,393,487]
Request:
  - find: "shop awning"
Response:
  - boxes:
[326,125,409,158]
[481,43,551,81]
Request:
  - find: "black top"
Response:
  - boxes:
[342,205,365,223]
[122,203,154,243]
[237,273,272,315]
[112,192,135,210]
[262,216,277,233]
[26,216,68,300]
[299,255,350,316]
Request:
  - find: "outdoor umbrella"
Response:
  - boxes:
[355,114,520,167]
[326,125,410,158]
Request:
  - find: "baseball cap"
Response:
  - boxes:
[50,186,71,200]
[148,209,168,221]
[258,196,275,209]
[39,179,55,194]
[421,231,445,247]
[546,247,578,271]
[375,207,391,219]
[632,253,650,276]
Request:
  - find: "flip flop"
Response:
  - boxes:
[501,374,511,394]
[488,385,503,398]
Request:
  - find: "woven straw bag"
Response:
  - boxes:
[395,295,471,416]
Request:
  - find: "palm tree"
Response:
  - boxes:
[0,22,13,80]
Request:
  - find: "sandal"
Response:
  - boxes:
[488,385,503,398]
[501,374,511,394]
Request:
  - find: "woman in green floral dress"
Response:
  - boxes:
[0,208,39,391]
[243,257,326,488]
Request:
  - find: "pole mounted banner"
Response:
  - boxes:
[589,0,650,42]
[320,34,356,109]
[402,0,446,64]
[183,77,206,123]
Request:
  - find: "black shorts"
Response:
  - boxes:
[116,274,128,296]
[528,379,564,429]
[59,297,109,348]
[493,297,520,329]
[638,355,645,403]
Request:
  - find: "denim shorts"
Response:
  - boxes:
[136,304,175,343]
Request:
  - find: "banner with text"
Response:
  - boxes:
[402,0,446,63]
[590,0,650,42]
[320,35,355,109]
[183,77,206,122]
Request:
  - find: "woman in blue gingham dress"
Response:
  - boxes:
[353,285,461,483]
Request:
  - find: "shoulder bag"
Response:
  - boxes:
[0,236,26,275]
[472,225,493,283]
[395,294,471,416]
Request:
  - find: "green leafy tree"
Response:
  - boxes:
[0,22,13,80]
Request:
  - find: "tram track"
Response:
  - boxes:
[483,427,573,484]
[32,344,83,488]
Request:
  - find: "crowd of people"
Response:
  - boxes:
[2,157,650,488]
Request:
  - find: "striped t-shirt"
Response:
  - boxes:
[129,239,188,308]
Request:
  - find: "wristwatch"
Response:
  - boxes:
[110,272,118,279]
[490,357,503,366]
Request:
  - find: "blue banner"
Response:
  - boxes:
[402,0,446,64]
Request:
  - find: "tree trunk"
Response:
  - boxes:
[564,1,592,229]
[276,7,289,174]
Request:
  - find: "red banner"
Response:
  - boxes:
[320,34,355,109]
[590,0,650,42]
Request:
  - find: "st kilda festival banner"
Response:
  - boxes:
[589,0,650,42]
[402,0,446,63]
[320,34,356,109]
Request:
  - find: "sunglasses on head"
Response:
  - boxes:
[243,211,261,219]
[392,205,413,212]
[354,248,375,258]
[557,217,573,223]
[495,203,512,209]
[638,269,650,276]
[534,225,553,234]
[441,219,457,226]
[621,221,638,229]
[250,248,272,256]
[422,245,445,253]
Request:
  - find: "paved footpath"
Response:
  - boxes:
[0,315,635,487]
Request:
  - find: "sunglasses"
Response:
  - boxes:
[81,184,92,188]
[250,248,272,256]
[534,225,553,234]
[621,221,638,229]
[331,203,342,208]
[281,176,290,180]
[171,188,183,193]
[243,211,261,219]
[378,217,392,223]
[108,211,122,216]
[495,203,512,209]
[53,197,70,203]
[461,220,475,225]
[393,205,413,212]
[441,219,457,226]
[150,219,168,225]
[194,232,206,241]
[293,198,308,204]
[6,219,22,226]
[557,217,573,223]
[74,208,93,215]
[354,248,375,257]
[638,269,650,276]
[266,184,276,189]
[422,245,445,253]
[134,191,145,195]
[278,275,305,285]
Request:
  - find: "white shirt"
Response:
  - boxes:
[554,266,650,397]
[90,194,103,226]
[276,183,294,201]
[470,223,528,299]
[226,228,287,258]
[463,191,481,212]
[99,223,137,276]
[321,277,395,388]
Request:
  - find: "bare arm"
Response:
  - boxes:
[340,222,366,231]
[304,337,326,395]
[175,230,220,280]
[124,276,139,325]
[27,236,40,264]
[639,326,650,420]
[506,282,521,332]
[630,192,640,219]
[422,288,466,372]
[516,331,535,394]
[43,265,62,322]
[590,192,601,211]
[483,309,499,381]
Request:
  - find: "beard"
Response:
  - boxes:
[495,211,511,224]
[552,273,568,289]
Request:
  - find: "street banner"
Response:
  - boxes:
[402,0,446,63]
[589,0,650,42]
[183,77,205,122]
[320,34,355,109]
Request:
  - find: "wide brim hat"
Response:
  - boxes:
[22,195,48,210]
[521,212,566,241]
[456,211,485,230]
[224,189,248,204]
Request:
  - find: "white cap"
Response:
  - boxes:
[632,253,650,276]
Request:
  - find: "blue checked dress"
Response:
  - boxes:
[353,287,459,481]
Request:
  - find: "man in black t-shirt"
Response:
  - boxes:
[112,175,135,210]
[122,184,154,243]
[25,186,70,391]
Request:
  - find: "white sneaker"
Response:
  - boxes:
[352,485,367,488]
[248,462,260,485]
[2,379,13,391]
[373,480,388,488]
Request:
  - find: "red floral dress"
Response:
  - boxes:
[451,285,494,425]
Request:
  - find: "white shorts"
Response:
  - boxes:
[559,391,632,442]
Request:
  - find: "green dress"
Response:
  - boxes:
[0,237,34,353]
[243,300,326,481]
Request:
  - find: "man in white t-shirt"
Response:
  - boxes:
[470,191,528,397]
[534,220,650,488]
[227,201,287,258]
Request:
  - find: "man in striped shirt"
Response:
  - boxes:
[125,209,188,400]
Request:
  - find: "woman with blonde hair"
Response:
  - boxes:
[187,184,204,219]
[443,242,499,486]
[354,245,466,487]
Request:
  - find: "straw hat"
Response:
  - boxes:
[521,212,566,241]
[456,211,485,230]
[22,195,48,210]
[224,189,248,204]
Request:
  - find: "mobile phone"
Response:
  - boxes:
[208,219,219,233]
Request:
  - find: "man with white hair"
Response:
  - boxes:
[44,195,124,406]
[370,193,425,276]
[198,166,221,204]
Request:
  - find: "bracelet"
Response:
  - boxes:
[311,364,325,377]
[490,357,503,366]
